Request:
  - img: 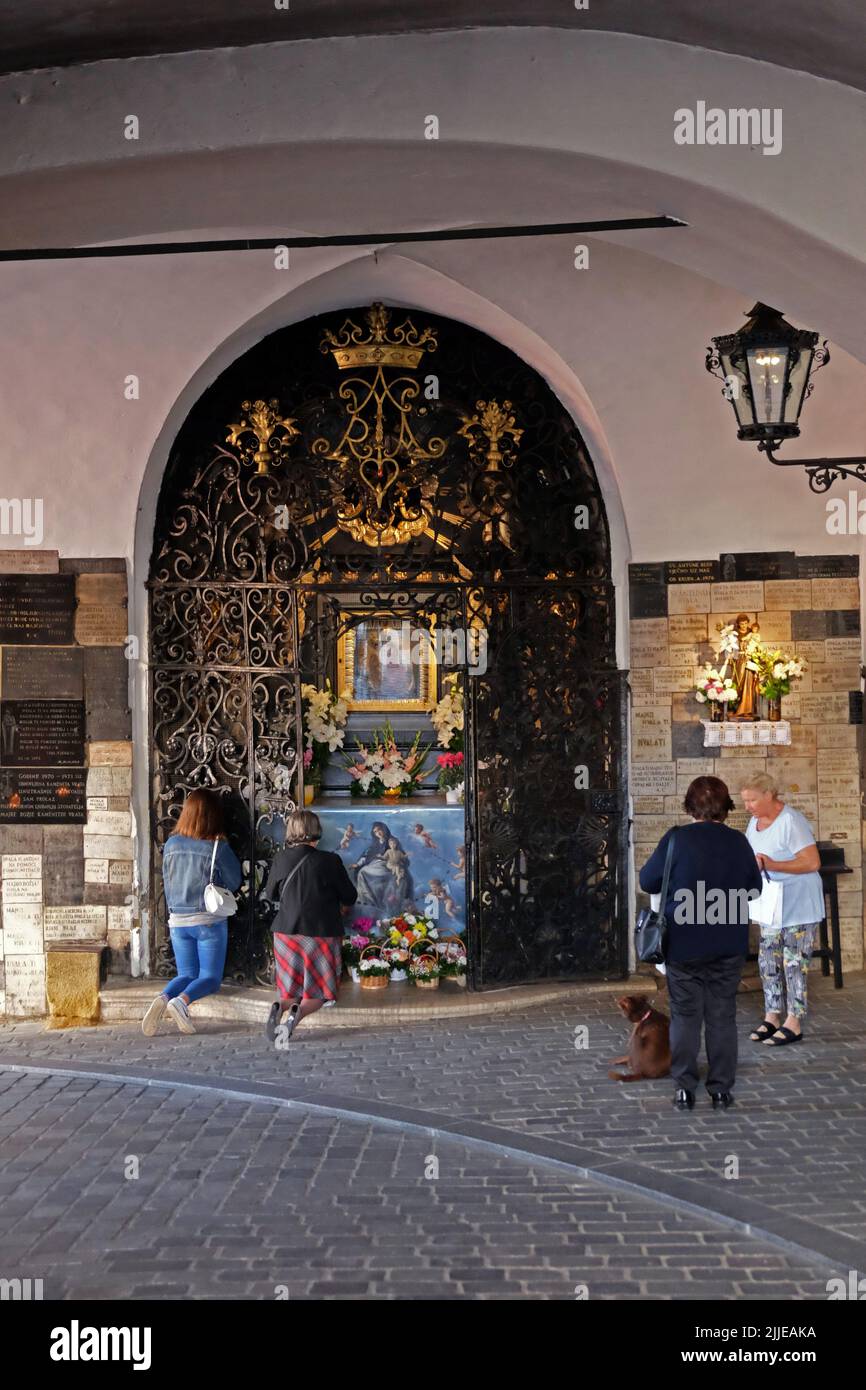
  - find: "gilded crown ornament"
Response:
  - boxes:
[458,399,523,549]
[321,301,438,370]
[226,398,300,475]
[313,303,446,547]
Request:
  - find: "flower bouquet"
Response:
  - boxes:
[345,721,431,799]
[694,665,738,719]
[431,673,464,751]
[383,947,411,982]
[301,681,349,798]
[756,648,805,717]
[437,750,465,804]
[381,913,439,950]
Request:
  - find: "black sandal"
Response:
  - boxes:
[762,1026,803,1046]
[750,1019,778,1041]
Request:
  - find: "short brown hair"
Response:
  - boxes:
[683,775,735,822]
[285,809,322,845]
[173,788,226,840]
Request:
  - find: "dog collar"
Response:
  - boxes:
[639,1009,652,1023]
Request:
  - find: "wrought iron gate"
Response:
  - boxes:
[148,304,627,985]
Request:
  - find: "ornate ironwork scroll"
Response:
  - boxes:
[149,304,625,985]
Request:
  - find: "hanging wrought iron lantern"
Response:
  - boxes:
[706,303,866,491]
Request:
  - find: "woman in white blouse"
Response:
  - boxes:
[740,772,824,1047]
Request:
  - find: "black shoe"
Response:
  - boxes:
[711,1092,735,1110]
[673,1089,695,1110]
[265,1001,281,1042]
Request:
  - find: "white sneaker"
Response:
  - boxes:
[141,994,168,1036]
[166,997,196,1034]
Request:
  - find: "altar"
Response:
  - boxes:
[313,796,467,936]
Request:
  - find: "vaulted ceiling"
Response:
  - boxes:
[1,0,865,92]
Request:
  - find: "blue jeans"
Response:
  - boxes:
[164,924,228,1004]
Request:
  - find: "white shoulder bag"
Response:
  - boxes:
[204,837,238,917]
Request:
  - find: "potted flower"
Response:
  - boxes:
[757,649,805,720]
[358,946,391,989]
[344,721,432,799]
[437,751,465,804]
[342,918,376,982]
[301,682,349,802]
[694,665,738,721]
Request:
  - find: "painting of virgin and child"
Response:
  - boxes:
[316,811,466,933]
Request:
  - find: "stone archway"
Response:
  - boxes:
[147,302,626,988]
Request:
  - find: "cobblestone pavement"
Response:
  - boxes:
[0,972,864,1299]
[0,1069,839,1300]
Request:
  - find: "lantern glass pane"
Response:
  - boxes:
[783,345,815,425]
[746,344,790,428]
[719,349,752,429]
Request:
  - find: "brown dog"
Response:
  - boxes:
[608,995,671,1082]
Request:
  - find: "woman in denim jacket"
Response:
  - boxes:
[142,789,242,1035]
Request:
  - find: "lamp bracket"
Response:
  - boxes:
[759,442,866,494]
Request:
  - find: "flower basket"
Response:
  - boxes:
[384,946,411,983]
[409,943,442,990]
[358,944,390,989]
[437,936,468,986]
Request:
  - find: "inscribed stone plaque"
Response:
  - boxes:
[796,555,858,579]
[0,574,75,644]
[84,860,109,885]
[1,854,42,879]
[5,954,45,1014]
[825,638,861,664]
[817,769,860,798]
[85,810,132,837]
[2,904,43,954]
[629,670,655,706]
[629,586,667,619]
[653,665,695,696]
[780,694,801,719]
[758,611,792,643]
[668,613,707,643]
[710,582,765,613]
[801,693,850,723]
[665,560,720,585]
[632,707,672,761]
[633,815,673,843]
[668,643,703,666]
[849,691,863,724]
[762,579,812,611]
[827,611,860,637]
[792,611,827,640]
[43,905,107,941]
[2,877,42,903]
[83,834,133,861]
[782,792,818,821]
[809,663,860,692]
[811,577,860,611]
[795,641,825,664]
[0,769,86,823]
[766,757,817,794]
[86,797,108,811]
[818,799,861,846]
[86,765,132,796]
[671,722,712,760]
[108,905,133,933]
[670,693,701,723]
[0,550,59,574]
[787,724,817,755]
[667,583,711,615]
[630,619,668,669]
[817,724,856,749]
[76,573,127,606]
[677,758,712,778]
[816,749,859,774]
[87,741,132,767]
[108,860,133,887]
[0,700,85,766]
[629,563,665,588]
[718,552,796,581]
[633,796,665,815]
[630,762,676,796]
[1,647,84,701]
[74,605,128,646]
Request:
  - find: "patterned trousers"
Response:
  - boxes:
[758,921,819,1019]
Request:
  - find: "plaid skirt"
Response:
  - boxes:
[273,934,341,1004]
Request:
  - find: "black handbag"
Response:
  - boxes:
[634,832,675,964]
